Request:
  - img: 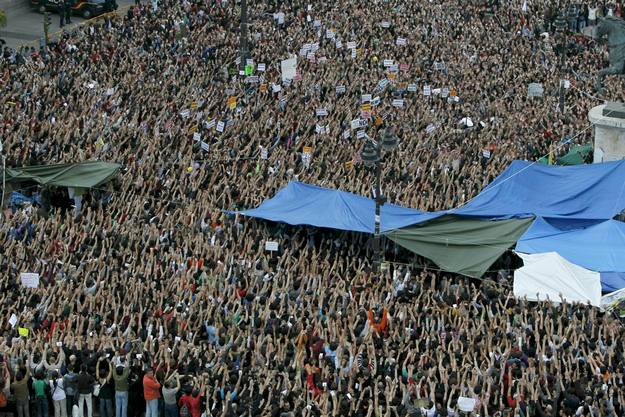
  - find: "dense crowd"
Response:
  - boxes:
[1,0,625,416]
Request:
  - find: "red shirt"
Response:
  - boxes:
[178,393,202,417]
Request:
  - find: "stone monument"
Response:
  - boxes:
[588,102,625,163]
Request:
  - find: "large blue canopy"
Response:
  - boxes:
[516,217,625,291]
[239,182,440,233]
[453,160,625,220]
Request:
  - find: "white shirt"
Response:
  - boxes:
[50,378,66,401]
[589,7,597,20]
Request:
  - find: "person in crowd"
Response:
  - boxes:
[49,370,67,417]
[96,358,114,417]
[142,368,161,417]
[32,371,48,417]
[112,364,130,417]
[162,374,180,417]
[76,365,94,417]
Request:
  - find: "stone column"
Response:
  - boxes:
[588,102,625,163]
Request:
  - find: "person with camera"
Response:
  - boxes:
[48,370,67,417]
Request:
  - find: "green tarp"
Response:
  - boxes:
[4,161,121,188]
[385,215,534,277]
[538,144,593,166]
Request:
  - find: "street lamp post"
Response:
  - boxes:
[361,127,399,273]
[239,0,249,71]
[554,12,568,113]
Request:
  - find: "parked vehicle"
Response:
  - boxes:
[30,0,106,19]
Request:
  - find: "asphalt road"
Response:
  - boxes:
[0,0,134,49]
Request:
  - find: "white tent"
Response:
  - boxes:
[513,252,602,307]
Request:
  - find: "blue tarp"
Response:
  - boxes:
[516,217,625,291]
[453,160,625,220]
[239,182,441,233]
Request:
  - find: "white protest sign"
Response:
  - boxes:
[343,130,351,140]
[180,109,190,119]
[408,84,417,92]
[346,41,357,49]
[380,21,391,28]
[193,132,201,142]
[313,20,321,27]
[272,83,282,93]
[441,88,449,98]
[423,85,431,96]
[261,147,268,160]
[336,85,346,94]
[20,273,40,288]
[457,397,476,412]
[392,99,404,108]
[258,63,266,72]
[335,40,342,49]
[482,149,491,159]
[527,82,544,97]
[383,59,394,67]
[396,37,407,46]
[9,314,18,328]
[372,96,381,106]
[316,108,328,117]
[362,94,372,102]
[217,121,225,132]
[351,49,356,59]
[205,119,216,129]
[281,57,298,82]
[351,119,361,130]
[356,130,366,139]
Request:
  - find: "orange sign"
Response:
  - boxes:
[227,96,237,110]
[303,146,312,154]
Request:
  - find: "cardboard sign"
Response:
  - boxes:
[281,57,298,82]
[20,273,39,288]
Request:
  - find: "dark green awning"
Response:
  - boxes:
[5,161,121,188]
[385,215,534,277]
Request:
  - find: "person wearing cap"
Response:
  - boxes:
[143,368,161,417]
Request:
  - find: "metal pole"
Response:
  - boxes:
[559,35,565,113]
[373,144,382,273]
[239,0,249,71]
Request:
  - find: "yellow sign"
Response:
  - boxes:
[188,125,198,133]
[375,117,383,126]
[190,101,198,109]
[227,96,237,110]
[18,327,29,337]
[345,161,353,169]
[303,146,312,154]
[450,89,457,97]
[259,83,268,93]
[387,72,396,80]
[361,103,372,112]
